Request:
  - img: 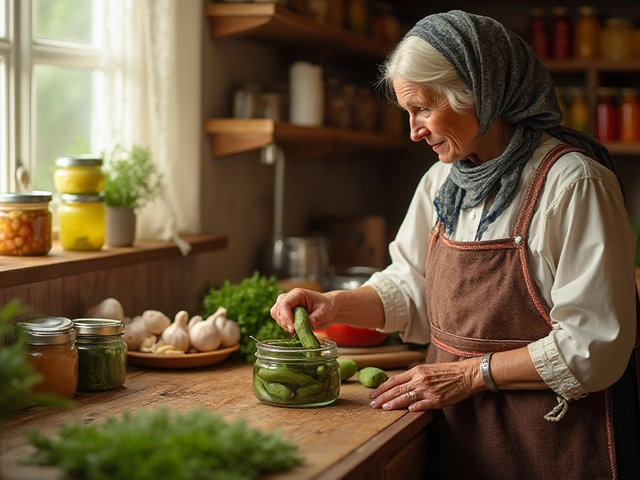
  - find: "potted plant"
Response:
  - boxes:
[102,144,164,247]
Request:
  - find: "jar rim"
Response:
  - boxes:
[60,193,104,203]
[255,339,338,361]
[0,191,52,203]
[56,155,103,167]
[73,318,125,336]
[17,315,76,344]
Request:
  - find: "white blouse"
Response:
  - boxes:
[366,134,638,400]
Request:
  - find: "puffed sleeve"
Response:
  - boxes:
[527,156,637,400]
[365,162,449,344]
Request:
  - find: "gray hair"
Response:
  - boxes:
[378,36,475,113]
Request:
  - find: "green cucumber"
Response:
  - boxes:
[358,367,388,388]
[264,381,295,401]
[293,306,321,349]
[337,358,358,381]
[257,365,318,386]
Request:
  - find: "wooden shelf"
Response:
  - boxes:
[204,118,409,157]
[0,233,228,289]
[544,58,640,73]
[205,2,390,61]
[602,141,640,156]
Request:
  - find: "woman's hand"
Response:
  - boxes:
[369,358,483,411]
[270,288,337,334]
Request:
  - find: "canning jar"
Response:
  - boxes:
[17,316,78,399]
[58,193,105,251]
[620,88,640,142]
[0,191,52,256]
[550,6,572,59]
[567,87,590,133]
[528,8,549,59]
[73,318,127,392]
[54,155,104,195]
[253,339,340,407]
[600,18,635,61]
[574,6,600,60]
[597,88,619,141]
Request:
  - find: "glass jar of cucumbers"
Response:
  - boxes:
[253,339,341,408]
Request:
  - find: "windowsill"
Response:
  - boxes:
[0,233,228,289]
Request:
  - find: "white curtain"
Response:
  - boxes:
[96,0,202,253]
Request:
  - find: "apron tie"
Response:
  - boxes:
[544,395,569,422]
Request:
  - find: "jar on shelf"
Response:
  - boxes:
[233,83,262,119]
[574,6,600,60]
[346,0,368,36]
[620,88,640,142]
[600,18,636,61]
[58,193,106,251]
[567,87,590,133]
[596,87,619,141]
[17,315,78,399]
[253,339,341,407]
[354,86,380,131]
[550,6,572,59]
[0,191,52,256]
[54,155,104,195]
[73,318,127,392]
[528,7,549,59]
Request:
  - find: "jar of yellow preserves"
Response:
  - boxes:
[0,191,52,256]
[58,193,105,251]
[54,155,104,194]
[600,18,636,61]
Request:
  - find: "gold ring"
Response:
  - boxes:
[405,391,417,403]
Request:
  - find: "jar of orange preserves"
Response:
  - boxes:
[620,88,640,142]
[574,6,600,59]
[0,191,52,256]
[600,18,635,61]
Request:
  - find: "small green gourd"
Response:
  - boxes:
[358,367,388,388]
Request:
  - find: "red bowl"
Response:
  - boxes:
[314,324,388,348]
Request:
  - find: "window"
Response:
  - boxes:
[0,0,104,194]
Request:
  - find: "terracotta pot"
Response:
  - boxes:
[105,206,136,247]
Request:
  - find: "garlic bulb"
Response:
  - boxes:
[122,320,148,351]
[143,310,171,335]
[188,315,203,330]
[189,314,222,352]
[161,311,190,352]
[85,297,125,322]
[212,309,241,348]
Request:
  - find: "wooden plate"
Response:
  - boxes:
[127,344,240,369]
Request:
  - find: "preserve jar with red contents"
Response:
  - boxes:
[597,88,619,141]
[0,191,52,256]
[620,88,640,142]
[550,6,572,59]
[528,8,549,59]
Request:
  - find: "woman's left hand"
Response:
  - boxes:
[369,359,482,411]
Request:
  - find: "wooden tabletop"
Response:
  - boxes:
[0,361,433,480]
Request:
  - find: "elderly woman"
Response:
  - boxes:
[270,10,640,479]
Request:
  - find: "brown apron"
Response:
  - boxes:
[424,144,635,479]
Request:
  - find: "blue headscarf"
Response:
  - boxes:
[404,10,621,239]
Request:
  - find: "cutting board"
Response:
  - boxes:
[338,344,426,370]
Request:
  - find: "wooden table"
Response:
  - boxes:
[1,361,434,480]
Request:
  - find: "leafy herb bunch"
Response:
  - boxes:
[202,271,289,363]
[102,144,164,209]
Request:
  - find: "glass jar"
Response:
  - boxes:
[17,316,78,399]
[0,191,52,256]
[550,6,572,59]
[574,6,600,60]
[528,8,549,59]
[354,86,380,131]
[58,193,105,251]
[54,155,104,195]
[600,18,636,61]
[567,87,590,133]
[346,0,368,36]
[73,318,127,392]
[597,87,619,141]
[620,88,640,142]
[253,339,340,408]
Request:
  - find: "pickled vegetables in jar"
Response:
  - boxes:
[54,155,104,195]
[58,193,105,251]
[0,191,53,256]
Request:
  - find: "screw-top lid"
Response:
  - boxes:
[0,191,52,203]
[56,155,103,167]
[17,315,76,345]
[73,318,124,336]
[60,193,104,203]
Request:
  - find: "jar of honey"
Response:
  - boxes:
[567,87,590,133]
[17,315,78,399]
[600,18,636,61]
[58,193,105,251]
[54,155,104,195]
[0,191,52,256]
[574,6,600,60]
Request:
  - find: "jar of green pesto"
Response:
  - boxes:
[73,318,127,392]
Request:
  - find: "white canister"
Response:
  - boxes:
[289,61,324,127]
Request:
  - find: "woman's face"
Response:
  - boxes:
[393,77,481,164]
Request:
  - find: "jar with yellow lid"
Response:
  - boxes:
[54,155,104,195]
[0,191,52,256]
[17,315,78,399]
[600,17,636,61]
[58,193,105,251]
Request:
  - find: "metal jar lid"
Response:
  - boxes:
[73,318,124,336]
[56,155,103,167]
[60,193,104,203]
[17,315,76,345]
[0,191,53,203]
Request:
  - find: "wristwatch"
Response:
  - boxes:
[480,352,498,393]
